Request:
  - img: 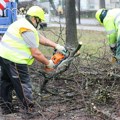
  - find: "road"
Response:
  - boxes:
[48,17,105,32]
[17,15,105,32]
[48,23,105,32]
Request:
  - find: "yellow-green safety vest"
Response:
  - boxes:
[103,8,120,47]
[0,18,39,65]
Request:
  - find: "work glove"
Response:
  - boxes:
[55,44,67,55]
[46,60,55,69]
[109,56,117,64]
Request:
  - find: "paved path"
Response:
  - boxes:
[18,15,105,32]
[48,18,105,32]
[48,23,105,32]
[51,17,99,25]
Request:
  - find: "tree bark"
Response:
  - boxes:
[99,0,105,8]
[76,0,81,24]
[65,0,78,48]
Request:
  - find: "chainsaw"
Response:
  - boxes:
[50,42,82,71]
[40,42,82,93]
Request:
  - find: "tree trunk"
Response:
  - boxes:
[76,0,81,24]
[99,0,105,8]
[15,0,19,3]
[65,0,78,48]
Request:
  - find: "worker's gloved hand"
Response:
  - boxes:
[55,44,67,55]
[46,60,55,69]
[109,56,117,64]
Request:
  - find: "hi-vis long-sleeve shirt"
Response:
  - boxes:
[103,8,120,48]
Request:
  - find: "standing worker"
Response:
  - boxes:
[57,5,63,17]
[95,8,120,62]
[0,6,66,114]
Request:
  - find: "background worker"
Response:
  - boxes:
[95,8,120,62]
[0,6,66,114]
[57,5,63,17]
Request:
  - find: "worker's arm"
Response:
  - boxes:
[104,20,117,55]
[30,48,54,68]
[30,47,54,68]
[22,31,66,67]
[104,20,117,47]
[21,31,50,65]
[39,34,57,48]
[39,34,67,54]
[30,48,49,65]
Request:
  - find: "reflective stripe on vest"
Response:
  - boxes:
[106,30,116,35]
[110,43,116,48]
[5,31,27,45]
[0,18,39,65]
[114,12,120,25]
[0,40,32,59]
[114,12,120,28]
[4,31,33,59]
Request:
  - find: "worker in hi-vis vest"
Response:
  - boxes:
[0,6,66,114]
[95,8,120,63]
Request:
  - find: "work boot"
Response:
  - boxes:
[2,106,19,114]
[1,108,13,114]
[21,104,41,119]
[1,102,19,115]
[0,97,3,106]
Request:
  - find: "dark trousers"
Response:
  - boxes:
[0,57,33,109]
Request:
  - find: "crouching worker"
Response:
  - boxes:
[95,8,120,63]
[0,6,66,114]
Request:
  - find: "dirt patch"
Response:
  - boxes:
[0,54,120,120]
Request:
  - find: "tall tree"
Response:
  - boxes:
[99,0,105,8]
[15,0,18,3]
[65,0,78,48]
[76,0,81,24]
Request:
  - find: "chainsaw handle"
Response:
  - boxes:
[70,42,82,57]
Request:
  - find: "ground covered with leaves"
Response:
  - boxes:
[29,51,120,120]
[1,54,120,120]
[1,30,120,120]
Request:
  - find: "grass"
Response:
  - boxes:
[39,27,107,57]
[78,30,107,56]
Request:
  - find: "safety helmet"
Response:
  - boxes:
[95,8,107,25]
[27,6,45,21]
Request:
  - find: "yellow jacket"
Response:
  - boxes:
[103,8,120,47]
[0,18,39,65]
